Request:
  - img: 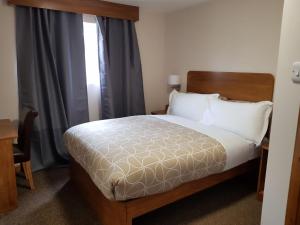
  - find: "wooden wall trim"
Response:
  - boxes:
[7,0,139,21]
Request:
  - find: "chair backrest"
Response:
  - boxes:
[18,110,38,161]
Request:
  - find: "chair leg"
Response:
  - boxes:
[22,161,35,190]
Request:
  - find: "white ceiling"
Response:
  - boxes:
[108,0,209,13]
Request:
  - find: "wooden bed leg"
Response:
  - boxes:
[126,217,132,225]
[120,208,133,225]
[110,204,132,225]
[125,211,133,225]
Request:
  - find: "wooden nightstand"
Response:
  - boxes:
[257,141,269,201]
[151,110,166,115]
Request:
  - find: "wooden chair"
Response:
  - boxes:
[14,110,38,190]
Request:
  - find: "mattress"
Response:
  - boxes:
[64,115,257,201]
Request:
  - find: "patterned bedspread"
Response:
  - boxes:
[64,116,226,201]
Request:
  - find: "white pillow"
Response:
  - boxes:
[201,99,273,145]
[167,90,219,121]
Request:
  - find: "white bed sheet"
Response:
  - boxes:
[154,115,258,171]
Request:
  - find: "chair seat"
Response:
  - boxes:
[13,110,38,190]
[13,144,26,164]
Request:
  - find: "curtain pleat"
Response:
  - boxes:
[16,7,89,171]
[96,17,146,119]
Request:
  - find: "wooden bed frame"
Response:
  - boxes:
[70,71,275,225]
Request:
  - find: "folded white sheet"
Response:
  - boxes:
[154,115,258,171]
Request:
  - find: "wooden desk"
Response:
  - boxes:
[0,119,18,213]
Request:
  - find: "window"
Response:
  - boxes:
[83,15,101,121]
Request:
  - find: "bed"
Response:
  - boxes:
[65,71,274,225]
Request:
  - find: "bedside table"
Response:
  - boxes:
[257,141,269,201]
[151,110,166,115]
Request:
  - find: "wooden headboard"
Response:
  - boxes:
[187,71,275,102]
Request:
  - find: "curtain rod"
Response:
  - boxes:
[7,0,139,21]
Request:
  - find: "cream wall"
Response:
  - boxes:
[165,0,283,91]
[0,0,18,120]
[261,0,300,223]
[136,10,168,114]
[0,0,296,223]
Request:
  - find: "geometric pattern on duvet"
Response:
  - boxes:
[64,116,226,201]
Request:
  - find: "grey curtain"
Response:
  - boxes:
[96,17,146,119]
[16,7,89,171]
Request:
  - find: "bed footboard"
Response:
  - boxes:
[70,157,258,225]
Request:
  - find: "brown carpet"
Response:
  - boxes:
[0,168,262,225]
